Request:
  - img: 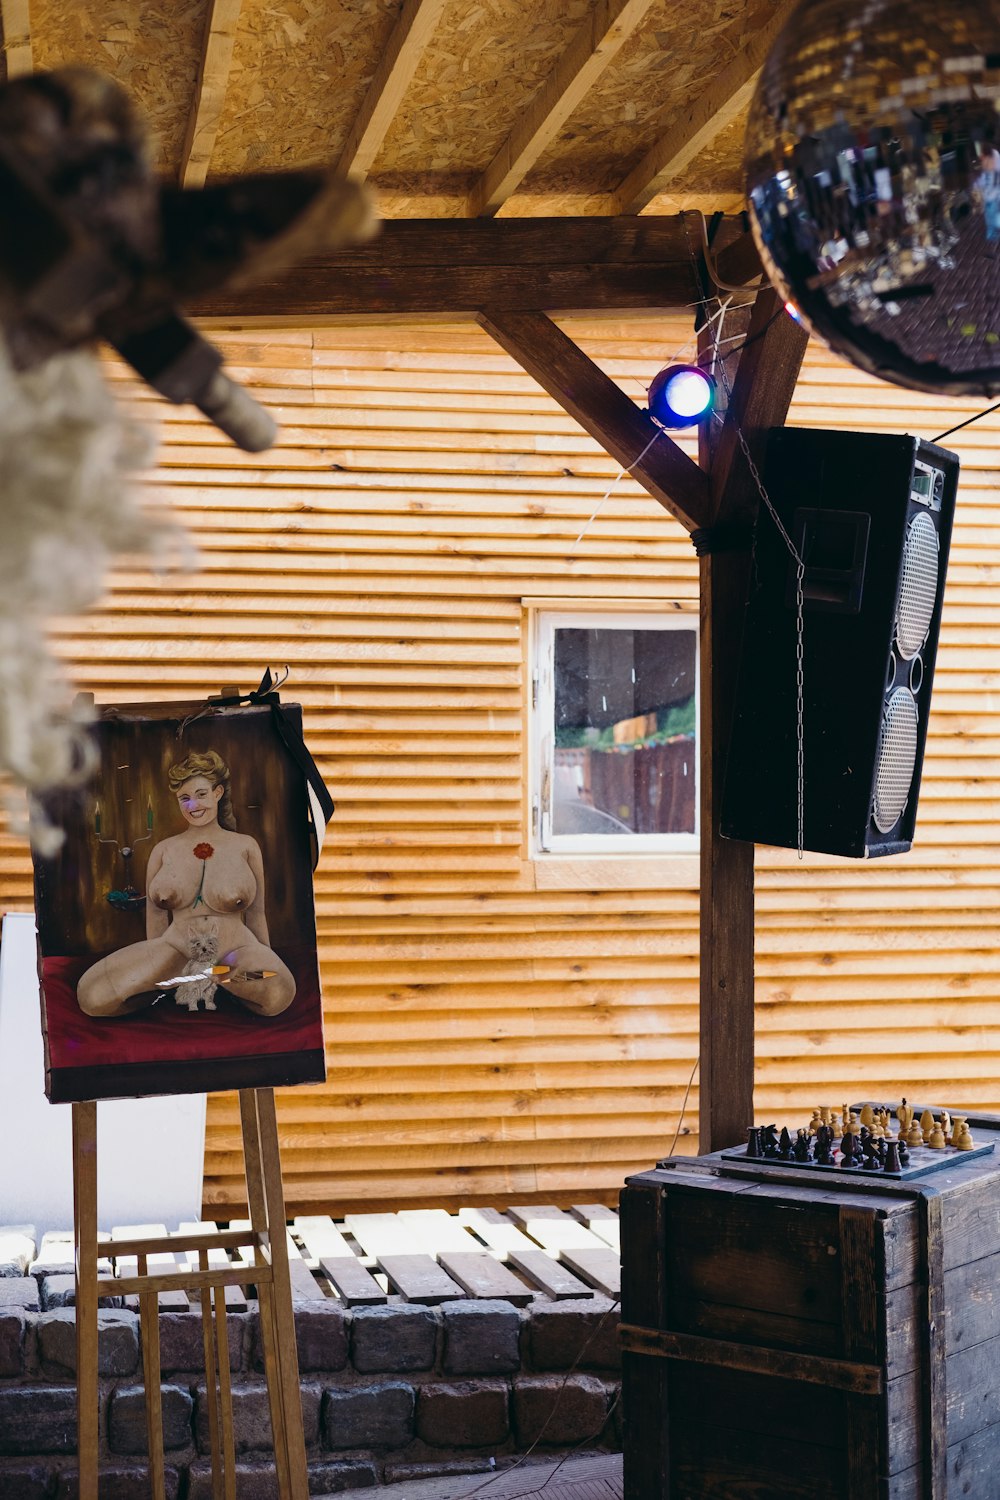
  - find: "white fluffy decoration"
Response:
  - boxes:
[0,340,169,852]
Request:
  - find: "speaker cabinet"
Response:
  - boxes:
[720,428,959,858]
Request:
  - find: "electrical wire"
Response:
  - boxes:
[932,397,1000,444]
[463,1298,623,1498]
[664,1053,699,1158]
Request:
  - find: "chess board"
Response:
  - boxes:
[719,1140,995,1179]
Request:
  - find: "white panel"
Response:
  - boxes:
[0,912,207,1235]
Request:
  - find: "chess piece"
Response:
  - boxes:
[952,1118,975,1150]
[940,1111,952,1143]
[814,1124,835,1166]
[778,1126,793,1159]
[926,1121,946,1149]
[761,1123,780,1157]
[906,1117,925,1149]
[746,1127,763,1158]
[860,1103,875,1127]
[809,1109,822,1135]
[920,1109,936,1143]
[840,1131,857,1168]
[793,1128,811,1162]
[847,1111,862,1135]
[897,1099,912,1134]
[897,1136,910,1166]
[884,1140,902,1173]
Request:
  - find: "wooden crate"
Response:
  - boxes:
[620,1115,1000,1499]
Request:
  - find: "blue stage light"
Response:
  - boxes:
[647,365,716,428]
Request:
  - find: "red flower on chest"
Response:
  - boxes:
[193,842,214,860]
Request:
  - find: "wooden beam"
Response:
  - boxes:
[712,229,765,292]
[610,0,797,214]
[179,0,243,189]
[184,214,713,320]
[466,0,656,218]
[698,287,808,1154]
[0,0,31,80]
[336,0,448,181]
[477,308,711,534]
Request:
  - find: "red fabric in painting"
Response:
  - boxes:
[42,949,323,1069]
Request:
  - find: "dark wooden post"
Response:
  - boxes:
[698,287,807,1151]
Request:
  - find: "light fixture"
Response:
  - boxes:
[647,364,716,429]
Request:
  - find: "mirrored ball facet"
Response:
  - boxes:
[745,0,1000,396]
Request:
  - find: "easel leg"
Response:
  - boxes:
[72,1102,100,1500]
[257,1088,309,1500]
[199,1254,225,1500]
[214,1284,237,1499]
[137,1256,167,1500]
[240,1088,308,1500]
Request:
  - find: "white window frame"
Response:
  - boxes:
[528,605,700,882]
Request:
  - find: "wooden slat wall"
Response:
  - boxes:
[760,345,1000,1124]
[0,314,997,1213]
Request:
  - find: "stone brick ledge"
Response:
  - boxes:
[0,1296,622,1494]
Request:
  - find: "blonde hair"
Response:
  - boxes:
[168,749,236,830]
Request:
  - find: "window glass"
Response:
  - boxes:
[534,612,698,853]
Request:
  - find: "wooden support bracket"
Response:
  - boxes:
[477,307,712,533]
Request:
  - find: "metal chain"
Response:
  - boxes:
[733,423,807,860]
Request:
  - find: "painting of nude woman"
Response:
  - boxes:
[78,749,296,1020]
[32,698,326,1103]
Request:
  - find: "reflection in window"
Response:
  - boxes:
[534,614,698,852]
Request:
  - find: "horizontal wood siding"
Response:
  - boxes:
[0,316,997,1212]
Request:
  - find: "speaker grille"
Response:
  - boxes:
[873,687,919,833]
[895,512,939,660]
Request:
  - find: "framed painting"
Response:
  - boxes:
[32,694,328,1103]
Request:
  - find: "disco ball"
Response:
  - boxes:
[745,0,1000,396]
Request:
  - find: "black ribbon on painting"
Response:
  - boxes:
[207,669,335,857]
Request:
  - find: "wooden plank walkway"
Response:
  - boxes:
[325,1451,623,1499]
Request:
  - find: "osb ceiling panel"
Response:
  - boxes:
[373,0,595,173]
[31,0,205,175]
[523,0,756,189]
[21,0,766,215]
[211,0,402,174]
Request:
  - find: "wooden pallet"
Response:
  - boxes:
[12,1203,622,1312]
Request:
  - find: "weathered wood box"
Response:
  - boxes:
[620,1116,1000,1499]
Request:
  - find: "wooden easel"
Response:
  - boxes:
[72,1087,309,1500]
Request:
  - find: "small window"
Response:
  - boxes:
[531,610,699,855]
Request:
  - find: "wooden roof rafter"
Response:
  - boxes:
[179,0,244,190]
[465,0,657,219]
[336,0,450,182]
[0,0,32,81]
[609,0,798,214]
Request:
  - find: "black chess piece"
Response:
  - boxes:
[884,1140,902,1173]
[814,1124,835,1166]
[861,1134,880,1170]
[746,1127,763,1158]
[778,1126,793,1159]
[840,1132,856,1168]
[793,1128,811,1163]
[761,1124,780,1157]
[898,1137,910,1166]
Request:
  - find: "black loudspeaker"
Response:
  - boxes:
[721,428,960,858]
